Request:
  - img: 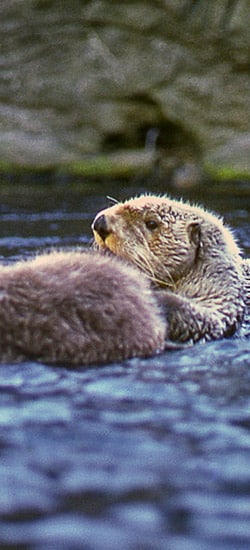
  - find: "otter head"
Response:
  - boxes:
[92,195,206,288]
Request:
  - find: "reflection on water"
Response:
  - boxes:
[0,180,249,549]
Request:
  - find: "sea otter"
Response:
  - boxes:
[0,250,166,365]
[93,194,249,343]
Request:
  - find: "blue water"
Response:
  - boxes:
[0,182,249,549]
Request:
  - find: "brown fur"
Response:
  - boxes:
[0,250,166,365]
[93,194,249,343]
[242,258,250,310]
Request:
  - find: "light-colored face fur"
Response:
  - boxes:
[92,195,240,288]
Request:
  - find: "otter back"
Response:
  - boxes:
[0,250,166,365]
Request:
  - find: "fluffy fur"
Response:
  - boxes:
[93,194,249,343]
[0,250,166,365]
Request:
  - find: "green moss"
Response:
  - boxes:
[0,160,20,172]
[64,157,130,178]
[0,152,154,180]
[61,154,152,178]
[205,162,250,181]
[2,153,249,183]
[0,160,56,175]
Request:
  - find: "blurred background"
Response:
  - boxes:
[0,0,249,187]
[0,4,250,550]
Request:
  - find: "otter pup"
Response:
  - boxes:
[93,194,249,343]
[0,250,166,365]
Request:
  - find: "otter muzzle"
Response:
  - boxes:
[92,214,110,242]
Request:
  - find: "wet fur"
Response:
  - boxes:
[93,194,249,343]
[0,250,166,365]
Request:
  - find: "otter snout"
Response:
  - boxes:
[92,214,110,242]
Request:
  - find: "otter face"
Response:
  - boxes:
[92,195,202,287]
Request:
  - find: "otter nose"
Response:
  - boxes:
[92,214,110,242]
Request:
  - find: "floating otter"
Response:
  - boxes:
[0,250,166,365]
[93,194,249,343]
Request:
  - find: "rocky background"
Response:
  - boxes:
[0,0,249,183]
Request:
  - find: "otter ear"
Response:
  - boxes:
[187,221,201,246]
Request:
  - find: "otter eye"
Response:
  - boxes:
[145,219,159,231]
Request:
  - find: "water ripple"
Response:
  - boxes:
[0,187,249,549]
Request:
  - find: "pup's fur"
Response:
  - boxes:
[0,250,166,365]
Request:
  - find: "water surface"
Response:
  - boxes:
[0,180,249,549]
